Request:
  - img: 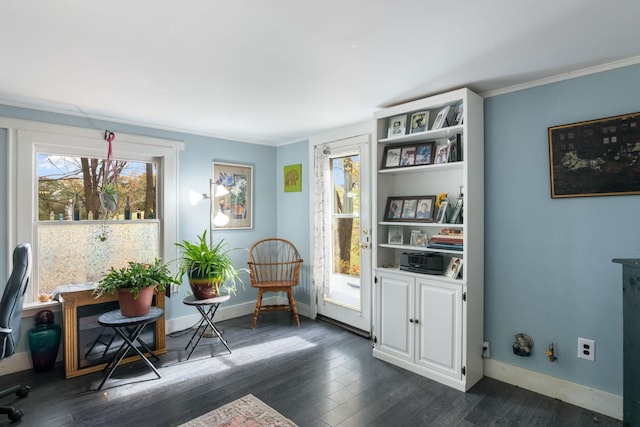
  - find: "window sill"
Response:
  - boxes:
[23,300,61,317]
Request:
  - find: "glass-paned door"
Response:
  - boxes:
[316,136,371,333]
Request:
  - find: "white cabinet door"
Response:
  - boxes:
[415,278,462,379]
[378,272,413,361]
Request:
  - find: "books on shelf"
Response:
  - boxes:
[428,232,463,251]
[427,242,463,251]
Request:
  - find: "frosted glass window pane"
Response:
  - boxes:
[37,222,160,294]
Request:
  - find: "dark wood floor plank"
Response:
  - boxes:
[0,313,622,427]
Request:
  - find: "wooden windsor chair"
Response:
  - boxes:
[248,238,303,328]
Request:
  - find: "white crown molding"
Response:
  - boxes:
[481,55,640,98]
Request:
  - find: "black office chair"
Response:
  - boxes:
[0,244,32,422]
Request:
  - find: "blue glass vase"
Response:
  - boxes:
[28,310,61,373]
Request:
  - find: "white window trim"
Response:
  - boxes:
[2,117,184,309]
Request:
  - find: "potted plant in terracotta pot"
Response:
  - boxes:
[94,259,179,317]
[175,230,245,299]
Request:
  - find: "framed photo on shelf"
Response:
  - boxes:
[451,101,464,126]
[384,196,435,222]
[415,198,434,221]
[444,257,463,279]
[387,115,407,138]
[435,200,448,223]
[382,146,402,168]
[400,146,416,166]
[382,143,432,169]
[434,143,450,164]
[415,142,435,165]
[401,199,417,219]
[410,111,429,134]
[448,134,462,162]
[431,105,451,130]
[388,226,403,245]
[449,195,464,224]
[384,198,404,220]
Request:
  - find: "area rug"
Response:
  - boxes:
[179,394,297,427]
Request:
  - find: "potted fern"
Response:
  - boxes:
[94,259,179,317]
[175,230,245,299]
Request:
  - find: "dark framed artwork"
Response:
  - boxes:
[384,196,435,222]
[548,111,640,198]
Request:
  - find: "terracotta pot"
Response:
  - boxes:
[189,276,221,300]
[117,286,155,317]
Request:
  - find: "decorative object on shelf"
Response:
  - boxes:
[434,142,450,164]
[410,111,429,133]
[388,226,403,245]
[93,259,178,317]
[435,200,449,223]
[444,257,463,279]
[548,111,640,198]
[451,101,464,126]
[387,114,407,138]
[175,230,246,300]
[448,134,462,162]
[383,196,436,222]
[449,194,464,224]
[283,164,302,192]
[213,161,253,229]
[28,310,61,373]
[431,105,451,130]
[435,192,447,208]
[409,230,428,247]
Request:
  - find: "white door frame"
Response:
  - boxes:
[308,121,373,329]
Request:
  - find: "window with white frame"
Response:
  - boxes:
[5,120,182,305]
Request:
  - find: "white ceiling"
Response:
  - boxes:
[2,1,640,145]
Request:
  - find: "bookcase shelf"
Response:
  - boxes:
[372,87,484,392]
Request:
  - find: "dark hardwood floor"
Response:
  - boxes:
[0,313,622,426]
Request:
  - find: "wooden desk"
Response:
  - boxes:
[56,286,166,379]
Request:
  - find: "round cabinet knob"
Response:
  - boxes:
[414,319,420,324]
[409,318,414,323]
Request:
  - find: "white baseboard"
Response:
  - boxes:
[484,358,622,420]
[166,295,309,334]
[0,352,35,376]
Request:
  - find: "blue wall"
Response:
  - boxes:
[2,62,640,395]
[276,141,311,305]
[0,105,279,321]
[485,63,640,395]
